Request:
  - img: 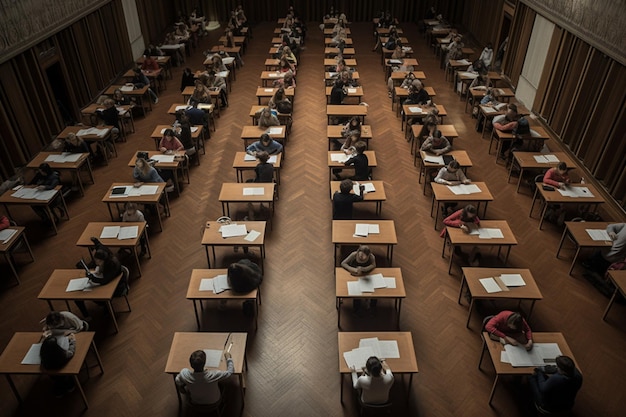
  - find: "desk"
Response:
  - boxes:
[390,71,426,87]
[445,59,471,81]
[330,181,386,216]
[232,152,281,184]
[136,55,172,79]
[384,58,419,80]
[127,151,186,195]
[324,28,352,36]
[530,184,604,230]
[325,71,360,84]
[338,331,418,403]
[241,125,287,150]
[187,269,260,329]
[490,127,550,164]
[81,103,134,138]
[508,152,576,193]
[410,123,457,157]
[324,47,356,57]
[324,58,357,67]
[219,183,275,219]
[122,68,164,93]
[324,37,354,46]
[328,151,377,181]
[101,183,170,232]
[76,222,150,277]
[442,220,517,274]
[327,105,367,124]
[393,86,436,115]
[431,182,493,229]
[401,104,447,135]
[38,269,125,333]
[0,332,102,410]
[603,270,626,320]
[248,105,292,128]
[0,186,69,235]
[164,332,247,410]
[335,268,404,328]
[58,125,114,165]
[255,87,295,105]
[327,125,373,150]
[326,86,363,103]
[459,267,542,328]
[479,332,578,405]
[151,124,205,152]
[26,152,93,196]
[201,221,266,270]
[0,227,34,285]
[167,102,215,131]
[260,71,287,87]
[332,220,397,265]
[104,85,151,116]
[556,221,613,274]
[466,87,514,113]
[418,150,472,194]
[477,104,530,139]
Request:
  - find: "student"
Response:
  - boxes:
[40,333,76,397]
[333,179,364,220]
[180,67,195,92]
[0,215,9,230]
[478,43,494,68]
[175,350,234,406]
[441,204,481,265]
[131,68,158,104]
[208,54,227,72]
[404,81,430,105]
[421,130,451,155]
[329,78,346,105]
[340,116,362,142]
[281,46,297,66]
[529,355,583,413]
[96,98,121,141]
[112,88,133,107]
[205,71,228,108]
[42,311,88,336]
[268,88,290,111]
[583,223,626,273]
[341,245,377,313]
[493,103,518,157]
[227,259,263,314]
[256,107,280,128]
[189,79,211,106]
[133,157,164,183]
[30,163,61,223]
[351,356,394,404]
[343,141,369,181]
[251,151,274,183]
[141,52,160,71]
[63,132,90,155]
[159,128,184,153]
[121,202,147,257]
[246,133,283,156]
[434,160,470,186]
[543,162,570,189]
[485,310,533,350]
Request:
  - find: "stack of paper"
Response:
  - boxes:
[354,224,380,237]
[408,106,423,113]
[423,155,444,164]
[533,155,560,163]
[447,184,481,194]
[343,346,376,370]
[347,274,395,295]
[45,153,82,163]
[199,274,231,293]
[347,88,358,93]
[175,105,190,111]
[198,104,212,111]
[151,155,176,163]
[243,187,265,196]
[331,153,349,163]
[120,85,134,92]
[0,228,17,244]
[100,226,139,240]
[76,127,108,137]
[245,230,261,242]
[501,343,562,367]
[359,337,400,360]
[557,187,594,198]
[586,229,611,241]
[202,349,223,368]
[65,277,94,292]
[220,223,247,238]
[458,71,479,79]
[457,59,471,65]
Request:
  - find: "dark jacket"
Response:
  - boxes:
[228,259,262,293]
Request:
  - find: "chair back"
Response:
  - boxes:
[358,397,392,416]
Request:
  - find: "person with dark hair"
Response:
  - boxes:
[96,98,121,141]
[351,356,394,404]
[159,129,184,153]
[29,163,61,223]
[43,311,88,336]
[252,151,274,183]
[543,162,570,189]
[333,179,364,220]
[485,310,533,350]
[75,237,123,320]
[329,78,346,105]
[530,355,582,413]
[40,333,76,397]
[344,141,369,181]
[227,259,262,293]
[180,67,195,92]
[404,81,430,105]
[131,67,158,104]
[434,160,470,186]
[421,130,452,155]
[441,204,482,265]
[246,133,283,156]
[141,53,160,71]
[341,245,377,314]
[175,350,234,405]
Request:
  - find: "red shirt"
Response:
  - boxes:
[440,209,480,237]
[543,167,570,187]
[485,310,532,340]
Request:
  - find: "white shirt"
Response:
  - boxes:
[352,370,394,404]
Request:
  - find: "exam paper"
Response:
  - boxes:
[243,187,265,196]
[479,277,502,293]
[244,230,261,242]
[203,349,223,368]
[21,343,43,365]
[500,274,526,287]
[586,229,611,241]
[66,277,91,292]
[100,226,121,239]
[0,228,18,244]
[220,223,248,238]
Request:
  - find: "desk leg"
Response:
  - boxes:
[407,373,414,403]
[212,246,217,268]
[5,375,22,403]
[528,300,537,320]
[45,207,59,235]
[107,301,120,333]
[74,375,89,409]
[106,203,115,222]
[569,247,581,275]
[466,298,475,328]
[515,167,524,193]
[4,253,20,285]
[193,300,201,329]
[340,373,344,404]
[448,244,455,274]
[603,287,619,321]
[488,375,499,405]
[556,227,569,259]
[529,187,539,218]
[458,275,467,305]
[387,245,394,266]
[538,202,548,230]
[396,298,402,329]
[132,247,142,277]
[337,297,341,328]
[503,246,512,266]
[334,244,339,266]
[204,245,211,268]
[482,201,489,218]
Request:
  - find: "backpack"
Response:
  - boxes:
[514,116,530,136]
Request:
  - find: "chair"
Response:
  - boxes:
[183,385,225,417]
[112,265,132,313]
[478,315,494,369]
[357,396,392,416]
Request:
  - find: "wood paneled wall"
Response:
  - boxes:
[460,0,504,48]
[0,1,132,180]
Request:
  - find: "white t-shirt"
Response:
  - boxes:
[352,370,394,404]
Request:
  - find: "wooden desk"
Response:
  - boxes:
[136,55,172,79]
[241,125,287,150]
[431,182,494,229]
[187,269,260,329]
[127,151,186,195]
[402,104,447,135]
[445,59,471,81]
[335,268,405,328]
[508,152,576,193]
[466,87,514,113]
[323,28,352,36]
[324,47,356,57]
[58,125,114,165]
[459,267,542,328]
[76,222,150,277]
[390,71,426,87]
[219,183,275,218]
[330,180,386,216]
[479,332,579,405]
[556,221,614,274]
[603,270,626,321]
[325,71,360,83]
[478,104,530,139]
[324,37,354,46]
[328,151,377,181]
[418,150,472,194]
[0,227,34,285]
[327,105,367,124]
[324,58,357,67]
[248,105,292,128]
[101,183,169,232]
[167,102,215,131]
[260,71,288,87]
[151,124,204,151]
[201,221,266,270]
[81,103,134,138]
[0,332,102,410]
[255,87,295,105]
[38,269,125,333]
[338,331,418,403]
[384,58,419,80]
[26,152,93,196]
[393,86,436,115]
[442,220,517,274]
[410,123,456,157]
[332,220,397,265]
[490,127,550,165]
[530,184,604,230]
[0,186,69,235]
[104,85,151,116]
[264,58,280,70]
[164,332,247,410]
[232,152,282,184]
[325,86,363,104]
[327,125,373,150]
[122,68,164,93]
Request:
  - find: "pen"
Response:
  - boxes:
[227,342,233,353]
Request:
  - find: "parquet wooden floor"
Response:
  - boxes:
[0,21,625,417]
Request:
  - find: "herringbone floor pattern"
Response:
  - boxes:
[0,21,624,417]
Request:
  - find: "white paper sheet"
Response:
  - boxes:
[66,277,91,292]
[268,155,277,163]
[268,127,283,135]
[533,154,560,163]
[408,106,422,113]
[383,277,396,288]
[347,281,362,295]
[244,230,261,242]
[203,349,223,368]
[378,340,400,359]
[482,106,497,114]
[354,224,370,237]
[100,226,121,239]
[118,226,139,240]
[423,155,444,164]
[365,273,386,289]
[138,185,159,195]
[151,155,176,163]
[331,153,349,163]
[220,224,248,238]
[357,276,376,293]
[586,229,611,241]
[368,224,380,234]
[448,184,481,195]
[479,277,502,293]
[34,190,58,201]
[211,274,230,293]
[243,187,265,196]
[0,228,18,244]
[21,343,43,365]
[347,88,357,93]
[199,278,214,291]
[557,186,594,198]
[479,228,504,239]
[343,346,376,370]
[500,274,526,287]
[504,343,562,367]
